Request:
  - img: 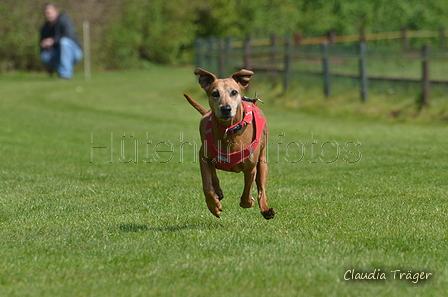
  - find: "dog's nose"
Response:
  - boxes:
[220,105,232,115]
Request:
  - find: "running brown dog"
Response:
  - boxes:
[183,68,275,219]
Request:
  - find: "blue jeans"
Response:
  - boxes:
[41,37,83,79]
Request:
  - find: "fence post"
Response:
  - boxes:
[208,37,216,72]
[194,38,204,69]
[218,39,225,78]
[83,21,91,81]
[328,29,336,48]
[243,35,251,70]
[269,34,278,81]
[225,37,232,75]
[402,26,408,52]
[294,32,302,48]
[421,45,430,106]
[360,28,367,43]
[440,26,446,49]
[283,34,292,92]
[359,41,368,102]
[322,42,331,98]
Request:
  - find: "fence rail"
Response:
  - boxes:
[195,28,448,106]
[228,28,445,47]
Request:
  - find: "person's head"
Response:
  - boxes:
[44,3,59,24]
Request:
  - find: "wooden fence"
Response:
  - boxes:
[195,28,448,106]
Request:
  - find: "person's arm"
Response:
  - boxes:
[40,24,54,50]
[53,13,78,46]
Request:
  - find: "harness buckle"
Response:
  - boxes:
[242,95,264,104]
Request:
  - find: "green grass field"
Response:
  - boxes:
[0,67,447,296]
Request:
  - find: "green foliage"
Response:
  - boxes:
[101,1,145,69]
[1,0,448,70]
[103,0,198,68]
[140,1,198,64]
[295,0,448,36]
[0,1,42,71]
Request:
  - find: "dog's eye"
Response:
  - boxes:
[231,90,238,96]
[211,91,219,98]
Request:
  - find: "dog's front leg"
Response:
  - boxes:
[200,149,223,218]
[240,166,257,209]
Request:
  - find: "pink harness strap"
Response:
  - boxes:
[204,102,266,172]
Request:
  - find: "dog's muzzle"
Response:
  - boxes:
[219,105,233,119]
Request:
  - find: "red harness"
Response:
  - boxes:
[204,102,266,172]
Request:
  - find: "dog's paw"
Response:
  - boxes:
[208,205,222,218]
[209,210,222,218]
[261,208,276,220]
[239,197,256,208]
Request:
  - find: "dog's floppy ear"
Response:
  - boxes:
[194,68,217,91]
[231,69,254,89]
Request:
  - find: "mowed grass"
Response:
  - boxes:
[0,67,447,296]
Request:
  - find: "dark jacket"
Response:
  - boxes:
[40,13,82,50]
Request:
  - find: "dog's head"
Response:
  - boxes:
[195,68,254,121]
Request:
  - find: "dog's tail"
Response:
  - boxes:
[183,93,208,115]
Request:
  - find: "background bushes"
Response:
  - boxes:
[1,0,448,71]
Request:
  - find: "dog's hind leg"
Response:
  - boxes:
[256,149,276,219]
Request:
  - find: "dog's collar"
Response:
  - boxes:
[214,96,263,136]
[214,103,252,136]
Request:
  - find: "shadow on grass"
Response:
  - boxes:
[118,222,221,233]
